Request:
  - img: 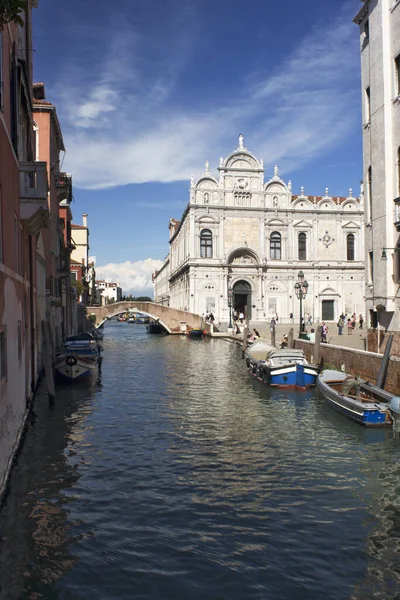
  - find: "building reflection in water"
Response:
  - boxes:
[0,378,101,600]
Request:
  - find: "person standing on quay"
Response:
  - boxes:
[270,317,276,346]
[347,318,353,334]
[239,311,244,324]
[359,314,364,329]
[337,314,345,335]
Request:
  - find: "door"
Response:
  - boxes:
[233,280,252,320]
[321,300,334,321]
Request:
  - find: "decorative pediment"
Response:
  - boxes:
[292,197,312,208]
[318,199,336,209]
[341,200,360,210]
[197,215,218,224]
[266,218,286,227]
[293,220,313,229]
[227,246,259,265]
[319,287,339,296]
[196,177,218,189]
[342,221,360,229]
[265,182,286,193]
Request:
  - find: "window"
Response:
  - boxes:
[398,147,400,196]
[364,19,369,42]
[17,321,22,365]
[298,232,307,260]
[14,215,19,273]
[369,251,374,283]
[347,233,355,261]
[200,229,212,258]
[0,31,3,111]
[365,86,371,122]
[204,192,209,204]
[0,328,6,380]
[368,166,372,221]
[0,187,3,263]
[395,53,400,96]
[270,231,281,260]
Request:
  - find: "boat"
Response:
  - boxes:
[187,329,205,338]
[54,338,102,381]
[317,369,394,427]
[136,316,150,324]
[146,321,164,334]
[245,343,319,388]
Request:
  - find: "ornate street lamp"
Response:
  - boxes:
[228,286,233,329]
[294,270,308,336]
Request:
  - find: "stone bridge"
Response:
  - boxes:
[89,302,204,334]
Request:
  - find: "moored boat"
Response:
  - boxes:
[146,321,164,334]
[54,338,102,381]
[245,343,318,388]
[317,370,393,427]
[187,329,204,338]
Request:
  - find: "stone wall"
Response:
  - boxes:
[294,339,400,395]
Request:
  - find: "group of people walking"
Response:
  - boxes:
[337,313,363,335]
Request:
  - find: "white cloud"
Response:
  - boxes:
[55,6,360,190]
[96,258,163,297]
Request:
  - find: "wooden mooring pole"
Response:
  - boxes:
[42,320,55,404]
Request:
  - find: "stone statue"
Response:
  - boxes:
[190,176,195,187]
[205,161,210,176]
[300,186,305,196]
[219,156,224,167]
[288,180,292,192]
[274,165,279,177]
[325,187,329,197]
[238,134,244,150]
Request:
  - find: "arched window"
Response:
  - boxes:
[347,233,355,261]
[298,232,307,260]
[397,147,400,196]
[270,231,281,260]
[200,229,212,258]
[204,192,209,204]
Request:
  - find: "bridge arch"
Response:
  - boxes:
[88,301,204,335]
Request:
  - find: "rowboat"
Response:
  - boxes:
[146,321,164,334]
[245,343,318,388]
[317,370,394,427]
[54,338,102,381]
[187,329,204,338]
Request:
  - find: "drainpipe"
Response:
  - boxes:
[29,236,36,395]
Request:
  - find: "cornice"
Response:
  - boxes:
[353,2,369,25]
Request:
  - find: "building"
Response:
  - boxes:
[153,135,365,325]
[0,1,49,496]
[33,83,75,345]
[354,0,400,331]
[95,281,122,304]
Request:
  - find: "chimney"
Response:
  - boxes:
[82,213,88,228]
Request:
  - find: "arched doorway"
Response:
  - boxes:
[233,280,252,319]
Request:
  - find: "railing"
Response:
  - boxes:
[56,172,72,204]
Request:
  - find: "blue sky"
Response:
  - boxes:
[33,0,363,295]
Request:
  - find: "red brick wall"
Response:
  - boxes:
[294,340,400,395]
[367,329,400,357]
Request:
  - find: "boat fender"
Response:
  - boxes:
[66,355,78,367]
[389,397,400,416]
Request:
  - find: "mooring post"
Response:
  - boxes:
[288,328,294,349]
[314,325,322,367]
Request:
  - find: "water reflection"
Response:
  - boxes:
[0,323,399,600]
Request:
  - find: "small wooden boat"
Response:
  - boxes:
[245,343,318,388]
[54,338,102,381]
[187,329,204,338]
[317,370,393,427]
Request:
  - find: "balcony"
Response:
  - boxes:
[56,172,73,204]
[394,197,400,231]
[20,161,49,234]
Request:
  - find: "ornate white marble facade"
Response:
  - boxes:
[154,136,365,325]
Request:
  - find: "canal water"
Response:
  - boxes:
[1,323,400,600]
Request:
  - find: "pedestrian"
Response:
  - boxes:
[351,315,356,330]
[337,315,344,335]
[307,314,312,325]
[209,312,215,323]
[289,312,293,323]
[233,309,238,322]
[308,328,316,343]
[239,311,244,323]
[359,314,364,329]
[347,318,352,334]
[275,313,279,323]
[321,322,328,343]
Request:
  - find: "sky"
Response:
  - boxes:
[33,0,364,297]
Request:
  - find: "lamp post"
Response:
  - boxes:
[294,270,308,336]
[228,286,233,330]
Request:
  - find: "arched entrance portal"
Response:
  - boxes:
[233,280,252,320]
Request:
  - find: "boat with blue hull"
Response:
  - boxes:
[245,343,318,388]
[317,370,393,427]
[54,335,102,381]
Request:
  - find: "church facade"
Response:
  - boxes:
[153,136,365,325]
